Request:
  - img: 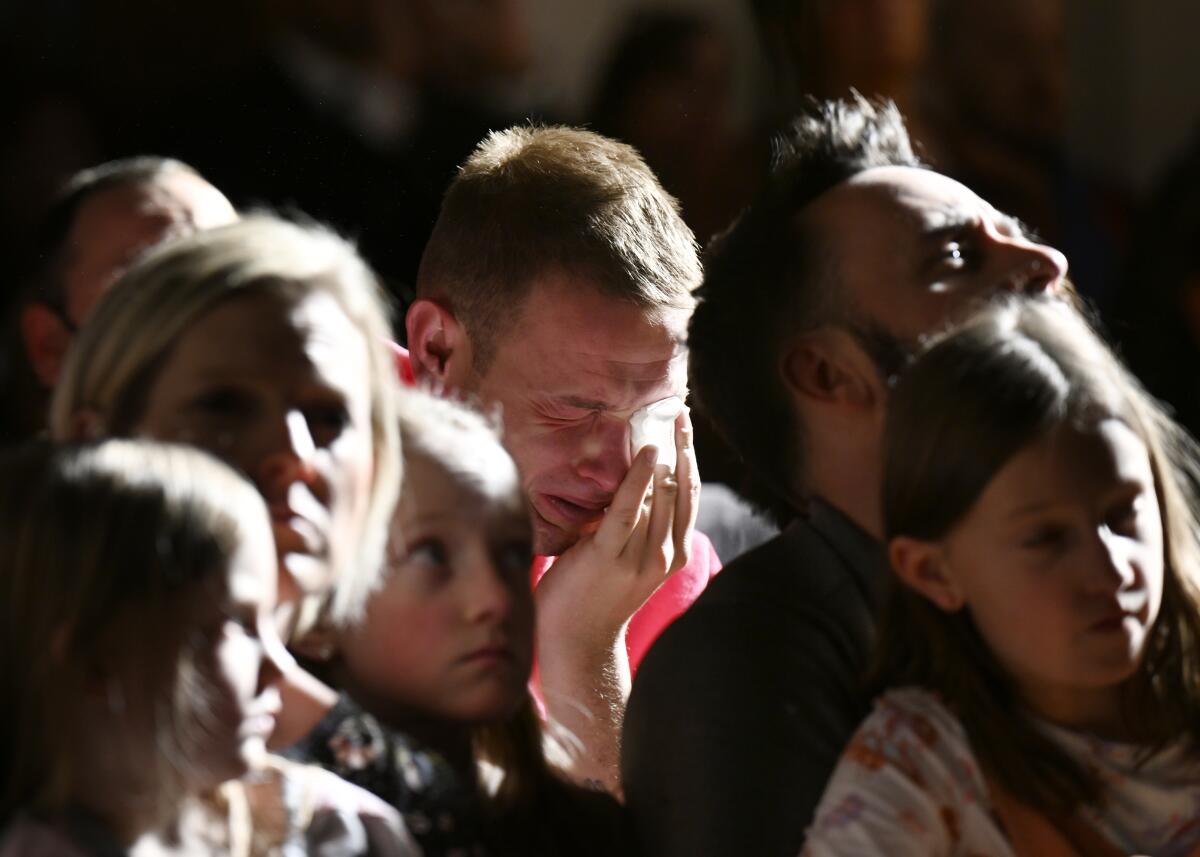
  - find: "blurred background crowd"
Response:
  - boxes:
[4,0,1200,436]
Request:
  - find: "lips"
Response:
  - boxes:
[269,502,326,557]
[537,492,610,526]
[459,643,516,666]
[242,689,282,739]
[1087,598,1146,633]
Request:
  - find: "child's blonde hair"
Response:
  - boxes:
[49,214,401,627]
[0,439,273,823]
[340,386,565,811]
[877,294,1200,813]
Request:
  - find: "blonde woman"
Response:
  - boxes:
[51,214,402,747]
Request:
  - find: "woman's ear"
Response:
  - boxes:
[404,298,473,389]
[889,536,965,612]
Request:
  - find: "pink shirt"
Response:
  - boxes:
[390,343,721,672]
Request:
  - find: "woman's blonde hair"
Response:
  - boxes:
[0,439,272,823]
[50,214,401,626]
[876,294,1200,814]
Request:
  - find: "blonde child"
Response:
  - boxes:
[0,440,417,856]
[804,296,1200,856]
[299,389,636,856]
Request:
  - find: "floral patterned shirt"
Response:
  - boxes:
[803,687,1200,856]
[288,693,487,857]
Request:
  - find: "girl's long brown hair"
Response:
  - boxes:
[875,295,1200,815]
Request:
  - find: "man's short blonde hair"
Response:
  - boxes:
[416,125,702,368]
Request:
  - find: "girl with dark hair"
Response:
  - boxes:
[804,296,1200,855]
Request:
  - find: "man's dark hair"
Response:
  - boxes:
[26,156,201,311]
[688,95,921,522]
[416,125,701,370]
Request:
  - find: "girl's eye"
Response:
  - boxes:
[1105,495,1143,535]
[193,387,255,416]
[1021,525,1068,550]
[408,539,449,568]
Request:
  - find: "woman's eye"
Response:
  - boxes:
[303,404,351,442]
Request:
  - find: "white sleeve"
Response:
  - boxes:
[801,689,1009,857]
[299,764,424,857]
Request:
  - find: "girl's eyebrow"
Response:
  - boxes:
[1006,498,1063,520]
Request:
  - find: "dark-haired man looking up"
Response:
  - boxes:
[622,96,1067,857]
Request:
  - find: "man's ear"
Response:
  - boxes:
[405,298,473,388]
[780,328,879,411]
[889,536,965,612]
[20,303,72,388]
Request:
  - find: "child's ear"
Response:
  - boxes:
[781,327,881,413]
[889,536,965,612]
[405,298,473,389]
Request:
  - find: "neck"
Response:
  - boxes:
[70,742,174,849]
[333,668,478,786]
[1021,680,1132,742]
[805,455,884,540]
[396,716,477,785]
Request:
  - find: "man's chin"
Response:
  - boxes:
[532,513,582,558]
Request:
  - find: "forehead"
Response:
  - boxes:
[166,290,370,394]
[984,419,1153,510]
[487,273,690,401]
[400,445,525,523]
[814,166,997,238]
[66,177,234,317]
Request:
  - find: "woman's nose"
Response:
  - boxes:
[256,410,319,495]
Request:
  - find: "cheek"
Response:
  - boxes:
[505,424,581,487]
[325,429,376,521]
[213,631,261,707]
[347,591,452,683]
[961,562,1067,658]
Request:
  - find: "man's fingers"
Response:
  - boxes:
[641,463,678,575]
[593,444,657,555]
[670,407,700,571]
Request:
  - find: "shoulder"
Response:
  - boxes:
[803,689,1006,857]
[838,689,979,784]
[278,759,424,856]
[637,521,877,686]
[507,778,638,857]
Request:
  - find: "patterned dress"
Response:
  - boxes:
[803,687,1200,856]
[289,693,488,857]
